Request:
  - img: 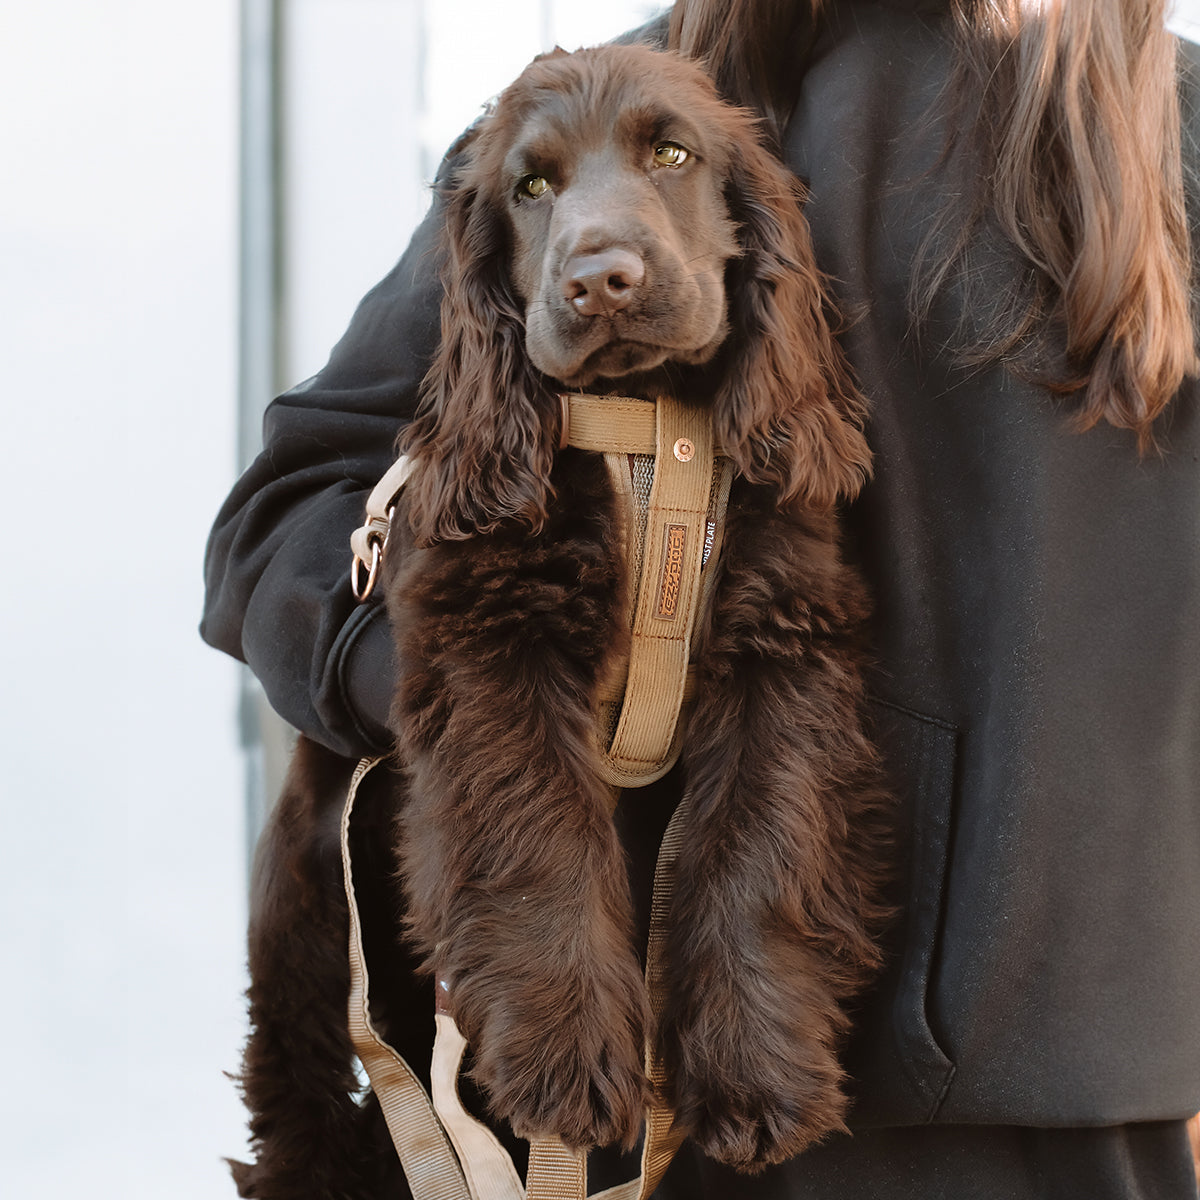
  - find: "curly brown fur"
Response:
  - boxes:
[388,454,651,1148]
[234,42,892,1191]
[663,491,893,1168]
[389,43,889,1164]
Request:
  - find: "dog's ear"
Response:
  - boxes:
[716,134,872,510]
[400,142,559,544]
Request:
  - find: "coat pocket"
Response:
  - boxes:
[845,697,958,1126]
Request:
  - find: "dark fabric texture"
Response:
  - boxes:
[200,212,443,752]
[200,0,1200,1183]
[653,1120,1199,1200]
[783,3,1200,1131]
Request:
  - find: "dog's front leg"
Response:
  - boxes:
[661,494,893,1172]
[388,489,650,1152]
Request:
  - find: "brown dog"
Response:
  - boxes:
[232,44,892,1197]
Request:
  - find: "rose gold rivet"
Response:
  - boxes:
[673,437,695,462]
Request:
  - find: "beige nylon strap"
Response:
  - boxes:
[525,1141,588,1199]
[354,454,417,559]
[588,795,691,1200]
[634,797,691,1196]
[560,394,657,453]
[350,456,415,600]
[342,757,471,1200]
[349,396,656,595]
[420,794,691,1200]
[349,395,728,784]
[431,1013,526,1200]
[523,798,691,1200]
[349,395,723,603]
[599,399,718,788]
[559,393,730,457]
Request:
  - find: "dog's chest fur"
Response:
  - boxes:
[388,448,626,750]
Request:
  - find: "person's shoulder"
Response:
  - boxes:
[1177,29,1200,75]
[1176,33,1200,164]
[609,11,670,51]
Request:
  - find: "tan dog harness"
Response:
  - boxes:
[345,395,733,1198]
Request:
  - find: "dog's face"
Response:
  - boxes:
[403,44,870,544]
[466,47,743,388]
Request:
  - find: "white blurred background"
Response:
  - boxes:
[0,2,1196,1196]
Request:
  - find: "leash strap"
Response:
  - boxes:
[341,757,471,1200]
[343,757,689,1200]
[523,797,692,1200]
[430,1013,526,1200]
[593,796,691,1200]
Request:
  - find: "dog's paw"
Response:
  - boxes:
[661,967,850,1171]
[466,970,652,1150]
[670,1058,848,1172]
[489,1018,651,1150]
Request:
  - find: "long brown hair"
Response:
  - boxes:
[668,0,823,149]
[670,0,1197,450]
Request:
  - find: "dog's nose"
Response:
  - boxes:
[562,249,645,316]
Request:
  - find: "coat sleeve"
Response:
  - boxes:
[200,17,670,759]
[199,196,446,757]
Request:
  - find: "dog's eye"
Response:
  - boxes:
[519,174,550,199]
[652,143,689,168]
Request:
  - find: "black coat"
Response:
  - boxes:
[202,0,1200,1132]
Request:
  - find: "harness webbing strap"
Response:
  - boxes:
[599,398,718,787]
[341,757,471,1200]
[561,394,657,453]
[350,396,661,580]
[430,1013,525,1200]
[525,1142,588,1200]
[589,795,692,1200]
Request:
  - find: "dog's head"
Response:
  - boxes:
[402,44,870,543]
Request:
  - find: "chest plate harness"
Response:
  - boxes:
[346,394,732,1198]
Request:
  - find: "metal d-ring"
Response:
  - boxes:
[350,537,383,602]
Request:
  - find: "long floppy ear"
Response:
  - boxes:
[716,132,872,510]
[400,139,559,544]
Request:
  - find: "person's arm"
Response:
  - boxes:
[202,15,671,759]
[200,197,445,757]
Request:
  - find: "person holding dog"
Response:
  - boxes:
[202,0,1200,1196]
